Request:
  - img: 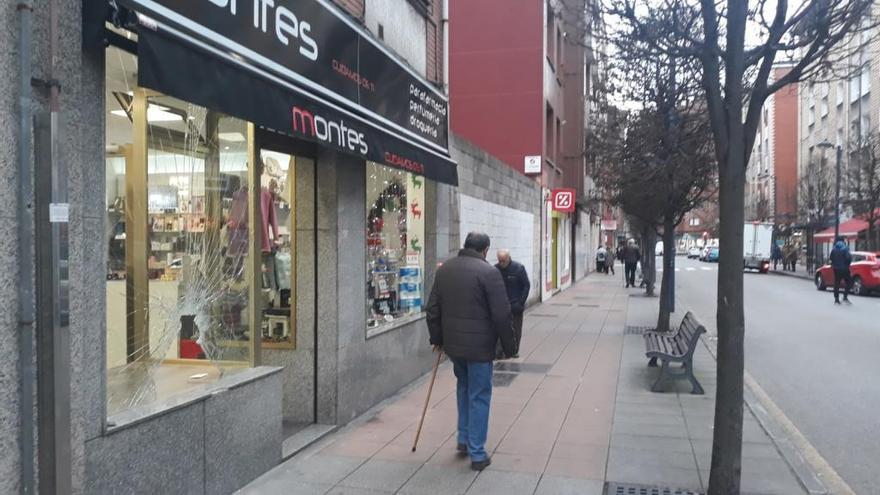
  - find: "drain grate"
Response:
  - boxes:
[579,303,600,308]
[605,482,702,495]
[529,313,558,318]
[551,303,573,307]
[624,326,653,335]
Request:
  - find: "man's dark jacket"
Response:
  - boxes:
[427,249,515,361]
[495,260,530,314]
[622,245,641,264]
[829,241,852,271]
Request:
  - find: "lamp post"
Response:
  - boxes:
[818,141,843,241]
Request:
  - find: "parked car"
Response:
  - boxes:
[699,246,712,261]
[687,247,702,259]
[706,247,719,262]
[814,251,880,296]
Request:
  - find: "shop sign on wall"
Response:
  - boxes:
[524,155,542,174]
[551,188,576,213]
[123,0,449,149]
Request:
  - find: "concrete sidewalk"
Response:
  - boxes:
[238,276,805,495]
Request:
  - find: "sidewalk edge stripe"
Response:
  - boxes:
[698,336,852,495]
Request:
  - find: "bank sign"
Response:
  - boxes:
[119,0,449,151]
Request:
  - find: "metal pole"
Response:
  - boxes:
[17,2,36,493]
[834,145,842,240]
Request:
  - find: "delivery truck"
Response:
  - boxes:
[743,222,773,273]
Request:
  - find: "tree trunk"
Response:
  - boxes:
[656,218,676,332]
[707,137,747,494]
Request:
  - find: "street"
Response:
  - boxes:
[671,256,880,494]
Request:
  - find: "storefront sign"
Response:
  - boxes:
[524,155,542,174]
[551,188,576,213]
[118,0,449,150]
[601,220,617,231]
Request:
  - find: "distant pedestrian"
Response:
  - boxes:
[606,244,616,275]
[622,239,641,288]
[596,244,607,274]
[782,244,793,271]
[829,237,853,305]
[771,243,783,270]
[496,249,530,359]
[427,232,515,471]
[787,244,799,272]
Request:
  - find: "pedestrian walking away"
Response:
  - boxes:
[496,249,530,359]
[771,242,783,271]
[829,237,854,305]
[426,232,515,471]
[606,244,616,275]
[595,244,607,274]
[622,239,641,288]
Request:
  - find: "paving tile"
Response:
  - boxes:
[237,479,331,495]
[544,456,606,480]
[612,422,691,439]
[610,433,694,453]
[533,475,604,495]
[608,446,698,471]
[259,454,364,486]
[484,453,548,474]
[373,443,436,464]
[557,425,612,446]
[549,442,607,461]
[321,440,387,459]
[465,470,540,495]
[324,487,392,495]
[398,464,479,495]
[337,459,422,492]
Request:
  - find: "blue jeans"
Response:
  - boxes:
[450,357,493,462]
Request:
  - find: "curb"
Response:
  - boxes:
[766,269,812,281]
[697,335,851,495]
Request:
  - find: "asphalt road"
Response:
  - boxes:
[669,256,880,494]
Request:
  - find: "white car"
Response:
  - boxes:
[687,247,702,259]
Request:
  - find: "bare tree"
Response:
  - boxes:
[601,0,874,491]
[847,133,880,250]
[799,157,835,270]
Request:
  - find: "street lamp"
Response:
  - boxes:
[817,141,843,241]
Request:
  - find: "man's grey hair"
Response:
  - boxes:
[497,248,510,257]
[464,232,491,252]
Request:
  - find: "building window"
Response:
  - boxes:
[366,162,426,331]
[546,1,555,69]
[820,97,829,117]
[689,218,701,227]
[860,67,871,97]
[837,81,845,106]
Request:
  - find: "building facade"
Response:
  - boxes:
[746,65,799,229]
[448,0,600,300]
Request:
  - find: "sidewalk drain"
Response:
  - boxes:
[604,482,702,495]
[579,303,600,307]
[529,313,558,318]
[492,373,517,387]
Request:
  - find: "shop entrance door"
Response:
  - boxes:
[256,132,320,442]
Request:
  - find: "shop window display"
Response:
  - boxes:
[366,162,426,331]
[105,46,284,415]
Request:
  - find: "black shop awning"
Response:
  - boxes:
[136,29,458,185]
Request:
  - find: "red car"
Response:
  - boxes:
[815,251,880,296]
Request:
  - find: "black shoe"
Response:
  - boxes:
[844,298,852,305]
[511,354,520,359]
[834,300,841,305]
[471,457,491,471]
[456,443,468,457]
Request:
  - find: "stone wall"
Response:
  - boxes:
[449,135,543,306]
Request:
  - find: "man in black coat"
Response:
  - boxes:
[622,239,641,288]
[496,249,530,358]
[427,232,515,471]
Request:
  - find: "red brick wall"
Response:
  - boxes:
[772,67,799,224]
[332,0,365,20]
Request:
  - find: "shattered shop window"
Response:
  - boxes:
[365,162,426,331]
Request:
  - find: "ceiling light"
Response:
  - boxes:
[219,132,246,142]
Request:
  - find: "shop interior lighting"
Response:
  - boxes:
[111,104,183,123]
[219,132,246,142]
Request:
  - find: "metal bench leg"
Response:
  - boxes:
[684,361,704,395]
[648,356,658,367]
[651,360,670,392]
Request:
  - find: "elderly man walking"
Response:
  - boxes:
[427,232,515,470]
[496,249,530,358]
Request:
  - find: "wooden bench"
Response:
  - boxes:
[643,312,706,394]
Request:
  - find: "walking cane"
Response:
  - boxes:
[412,347,443,452]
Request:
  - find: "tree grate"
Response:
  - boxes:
[624,326,653,335]
[604,482,702,495]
